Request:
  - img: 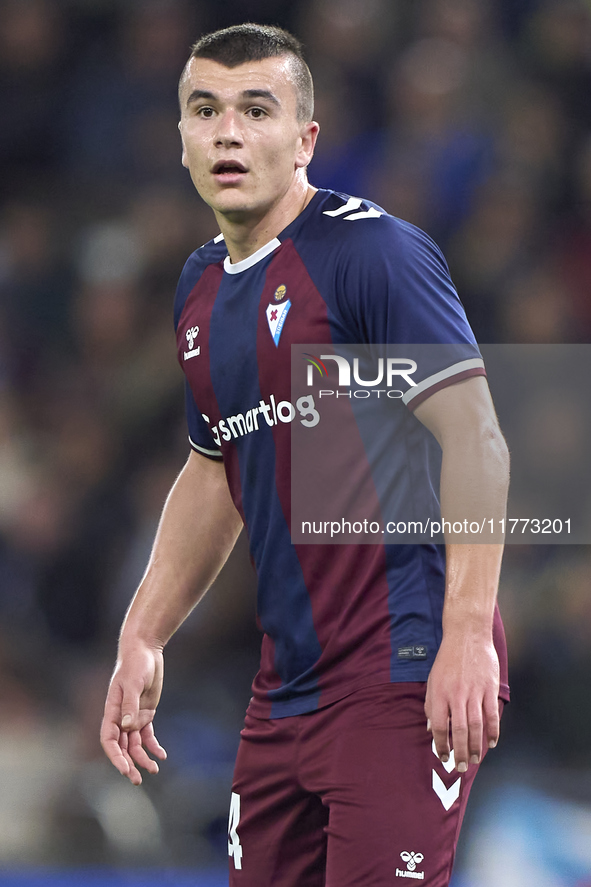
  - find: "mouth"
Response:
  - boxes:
[212,160,248,183]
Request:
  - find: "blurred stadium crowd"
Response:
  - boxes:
[1,0,591,873]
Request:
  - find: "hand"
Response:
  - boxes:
[425,631,500,772]
[100,642,167,785]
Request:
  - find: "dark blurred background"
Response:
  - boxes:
[1,0,591,884]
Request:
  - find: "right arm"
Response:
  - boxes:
[100,449,243,784]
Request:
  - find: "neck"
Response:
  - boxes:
[216,179,317,264]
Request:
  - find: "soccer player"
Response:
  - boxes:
[100,24,510,887]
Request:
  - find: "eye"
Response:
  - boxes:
[197,106,215,118]
[247,107,267,119]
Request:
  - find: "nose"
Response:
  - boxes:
[214,109,243,148]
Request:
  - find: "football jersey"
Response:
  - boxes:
[174,189,510,718]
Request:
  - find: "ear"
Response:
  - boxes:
[295,120,320,170]
[178,120,189,169]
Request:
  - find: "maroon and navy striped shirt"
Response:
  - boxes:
[174,190,509,718]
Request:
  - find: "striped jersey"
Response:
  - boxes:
[174,189,509,718]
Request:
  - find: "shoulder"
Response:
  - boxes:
[303,190,447,274]
[178,233,227,284]
[298,191,473,343]
[173,234,227,328]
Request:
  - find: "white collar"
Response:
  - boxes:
[223,237,281,275]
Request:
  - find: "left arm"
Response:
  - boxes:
[414,375,510,773]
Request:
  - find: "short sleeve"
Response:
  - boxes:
[336,215,485,406]
[185,380,222,460]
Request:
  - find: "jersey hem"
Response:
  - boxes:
[248,673,391,719]
[247,672,511,720]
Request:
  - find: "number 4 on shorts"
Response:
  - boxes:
[228,791,243,870]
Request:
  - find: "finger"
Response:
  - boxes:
[121,754,143,785]
[100,721,143,784]
[141,722,168,761]
[128,730,160,775]
[450,711,469,772]
[466,696,484,765]
[100,723,131,778]
[100,688,131,778]
[483,690,500,752]
[119,730,143,785]
[428,699,452,763]
[100,683,146,784]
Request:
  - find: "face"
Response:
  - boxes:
[178,56,318,224]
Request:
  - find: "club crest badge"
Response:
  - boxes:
[266,298,291,347]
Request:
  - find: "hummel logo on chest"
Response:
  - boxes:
[396,851,425,880]
[184,326,200,360]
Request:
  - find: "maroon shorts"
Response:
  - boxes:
[228,682,496,887]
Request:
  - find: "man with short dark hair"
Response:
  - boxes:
[101,23,509,887]
[186,23,314,123]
